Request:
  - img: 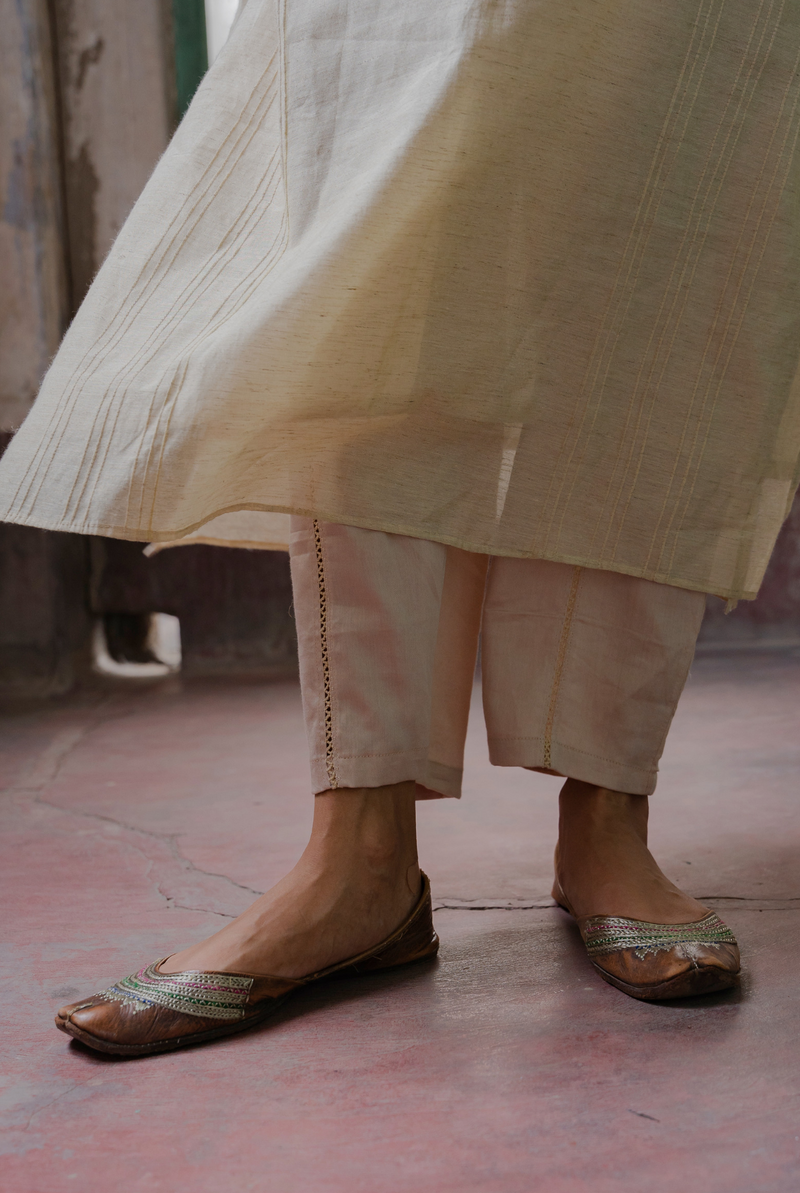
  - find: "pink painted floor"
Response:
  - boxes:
[2,652,800,1192]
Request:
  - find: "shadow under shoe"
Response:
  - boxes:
[56,873,439,1057]
[553,880,740,1001]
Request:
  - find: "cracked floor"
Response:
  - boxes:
[2,652,800,1192]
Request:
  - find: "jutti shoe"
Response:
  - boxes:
[552,880,740,1001]
[56,873,438,1056]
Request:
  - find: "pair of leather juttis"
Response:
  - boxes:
[56,521,740,1057]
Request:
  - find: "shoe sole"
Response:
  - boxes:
[55,995,290,1057]
[592,960,740,1001]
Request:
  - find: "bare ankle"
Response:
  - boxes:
[558,779,649,844]
[299,781,420,891]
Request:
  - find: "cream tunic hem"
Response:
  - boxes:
[2,493,792,603]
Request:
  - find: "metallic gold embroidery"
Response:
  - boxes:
[582,912,736,960]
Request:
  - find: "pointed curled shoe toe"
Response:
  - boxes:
[56,873,438,1056]
[553,883,740,1000]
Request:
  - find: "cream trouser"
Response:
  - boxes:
[289,519,706,799]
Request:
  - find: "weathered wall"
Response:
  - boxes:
[0,2,177,697]
[0,1,177,434]
[0,0,69,433]
[50,0,176,307]
[1,0,296,692]
[0,3,91,698]
[0,430,92,699]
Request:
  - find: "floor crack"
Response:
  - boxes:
[34,796,264,902]
[22,1083,83,1133]
[9,707,112,795]
[170,904,237,918]
[697,894,800,902]
[433,895,800,912]
[433,898,555,911]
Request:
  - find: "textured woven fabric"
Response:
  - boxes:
[2,0,800,598]
[289,519,706,797]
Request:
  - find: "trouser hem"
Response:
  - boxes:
[487,737,657,796]
[309,752,462,798]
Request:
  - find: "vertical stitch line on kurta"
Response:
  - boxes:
[598,0,779,565]
[614,0,785,573]
[535,0,721,556]
[313,520,338,789]
[543,567,582,770]
[659,13,800,581]
[552,0,727,559]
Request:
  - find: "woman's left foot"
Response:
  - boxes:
[56,782,435,1055]
[554,780,740,1000]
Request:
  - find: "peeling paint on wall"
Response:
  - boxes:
[63,140,99,308]
[52,0,174,309]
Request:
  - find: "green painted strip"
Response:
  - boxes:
[173,0,209,118]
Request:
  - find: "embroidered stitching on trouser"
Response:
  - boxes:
[313,519,338,789]
[543,566,582,770]
[290,520,706,798]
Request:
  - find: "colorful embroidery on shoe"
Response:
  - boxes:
[101,963,253,1020]
[582,913,736,959]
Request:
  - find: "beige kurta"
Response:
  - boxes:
[2,0,800,599]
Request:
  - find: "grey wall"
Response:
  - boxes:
[49,0,176,311]
[0,1,296,698]
[0,0,69,432]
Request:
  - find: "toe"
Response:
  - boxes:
[56,995,100,1025]
[55,995,122,1041]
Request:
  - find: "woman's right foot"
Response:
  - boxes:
[554,779,709,924]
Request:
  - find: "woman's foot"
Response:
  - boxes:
[163,781,421,978]
[553,779,709,923]
[54,780,435,1055]
[553,780,739,1000]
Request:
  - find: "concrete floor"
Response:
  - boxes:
[2,652,800,1192]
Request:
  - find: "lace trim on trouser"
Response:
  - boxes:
[313,519,338,789]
